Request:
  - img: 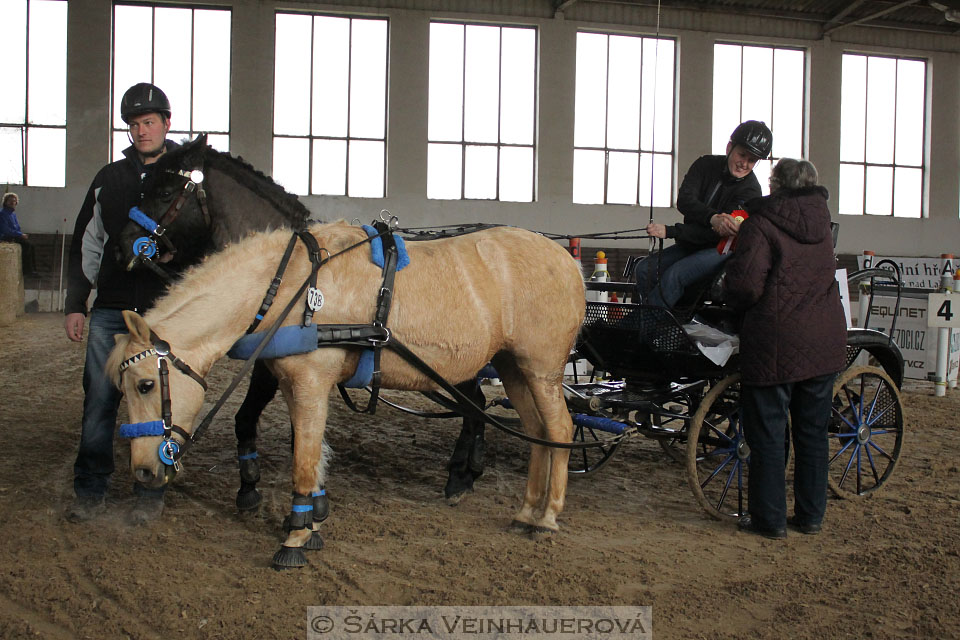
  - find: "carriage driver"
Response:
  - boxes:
[635,120,773,308]
[64,83,183,525]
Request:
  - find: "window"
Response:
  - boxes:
[428,22,537,202]
[839,53,926,218]
[112,3,231,160]
[573,32,675,207]
[712,43,805,195]
[0,0,67,188]
[273,13,388,198]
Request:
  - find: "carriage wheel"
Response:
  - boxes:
[568,417,623,476]
[828,365,904,497]
[686,374,748,520]
[656,402,693,463]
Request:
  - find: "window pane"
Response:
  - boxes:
[754,159,772,196]
[645,38,675,153]
[840,54,866,163]
[740,46,773,125]
[26,126,64,187]
[500,146,533,202]
[428,143,463,200]
[463,26,500,144]
[464,144,497,199]
[428,23,464,142]
[607,151,638,204]
[312,138,347,196]
[574,32,607,149]
[893,167,922,218]
[500,27,535,145]
[27,0,67,126]
[772,49,804,159]
[865,165,893,216]
[313,16,350,138]
[206,133,229,152]
[639,152,673,207]
[154,8,193,127]
[894,59,924,167]
[865,57,896,165]
[572,148,604,204]
[113,5,153,130]
[112,131,128,162]
[0,127,24,183]
[838,163,864,215]
[274,13,312,136]
[712,44,742,154]
[349,19,387,139]
[607,35,642,151]
[192,9,231,132]
[272,137,310,195]
[348,140,385,198]
[0,2,27,124]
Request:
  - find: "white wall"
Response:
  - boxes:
[14,0,960,258]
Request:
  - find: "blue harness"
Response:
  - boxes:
[225,224,409,388]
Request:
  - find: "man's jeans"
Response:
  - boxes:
[73,308,164,499]
[634,244,730,307]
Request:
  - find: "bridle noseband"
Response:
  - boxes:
[117,331,208,471]
[127,167,211,276]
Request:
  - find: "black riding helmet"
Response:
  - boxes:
[730,120,773,160]
[121,83,171,124]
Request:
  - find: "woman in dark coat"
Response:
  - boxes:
[724,158,847,539]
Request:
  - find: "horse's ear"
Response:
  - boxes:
[122,310,152,344]
[196,132,208,148]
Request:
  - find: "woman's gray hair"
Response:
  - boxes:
[2,192,18,207]
[770,158,819,192]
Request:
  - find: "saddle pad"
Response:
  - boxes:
[343,349,374,388]
[227,324,319,360]
[362,224,410,271]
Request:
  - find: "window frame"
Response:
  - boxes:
[272,11,390,198]
[838,51,928,218]
[572,30,677,207]
[111,1,233,159]
[0,0,68,188]
[427,20,539,202]
[711,41,808,196]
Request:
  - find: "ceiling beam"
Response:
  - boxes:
[823,0,922,37]
[821,0,869,34]
[554,0,581,18]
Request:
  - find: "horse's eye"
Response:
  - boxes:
[136,379,156,394]
[160,190,173,198]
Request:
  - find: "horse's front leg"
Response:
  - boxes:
[444,378,486,504]
[270,366,335,570]
[233,360,280,512]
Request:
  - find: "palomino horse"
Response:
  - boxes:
[108,221,585,569]
[118,134,488,507]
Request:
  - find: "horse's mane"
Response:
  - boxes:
[163,139,312,228]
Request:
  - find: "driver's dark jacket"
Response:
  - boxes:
[65,141,180,316]
[666,154,762,251]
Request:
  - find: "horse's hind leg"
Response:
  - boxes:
[233,360,279,512]
[496,355,573,534]
[494,357,552,532]
[444,379,486,504]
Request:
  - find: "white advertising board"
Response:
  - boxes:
[866,295,960,380]
[856,255,955,290]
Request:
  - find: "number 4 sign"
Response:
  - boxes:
[927,294,960,328]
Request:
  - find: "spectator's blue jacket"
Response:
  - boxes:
[0,207,24,240]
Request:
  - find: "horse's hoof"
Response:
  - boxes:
[272,546,308,570]
[508,519,535,533]
[443,475,474,505]
[303,531,325,551]
[236,487,262,512]
[529,525,558,540]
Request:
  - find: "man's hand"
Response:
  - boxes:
[65,313,86,342]
[646,222,667,239]
[710,213,740,237]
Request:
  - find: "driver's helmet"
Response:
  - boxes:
[730,120,773,160]
[121,83,171,124]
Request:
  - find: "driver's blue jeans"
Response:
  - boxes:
[634,244,730,307]
[73,308,164,499]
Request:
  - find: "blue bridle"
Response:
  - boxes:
[117,333,208,471]
[127,168,208,271]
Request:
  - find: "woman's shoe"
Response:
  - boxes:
[787,515,822,535]
[737,515,786,539]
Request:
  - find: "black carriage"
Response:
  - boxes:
[559,262,906,521]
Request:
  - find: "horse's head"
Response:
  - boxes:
[117,133,216,272]
[108,310,209,488]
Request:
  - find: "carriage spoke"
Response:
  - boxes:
[714,459,738,512]
[867,438,894,462]
[700,451,735,489]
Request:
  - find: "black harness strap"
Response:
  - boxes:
[247,233,301,334]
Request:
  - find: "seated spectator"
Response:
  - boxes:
[0,193,38,278]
